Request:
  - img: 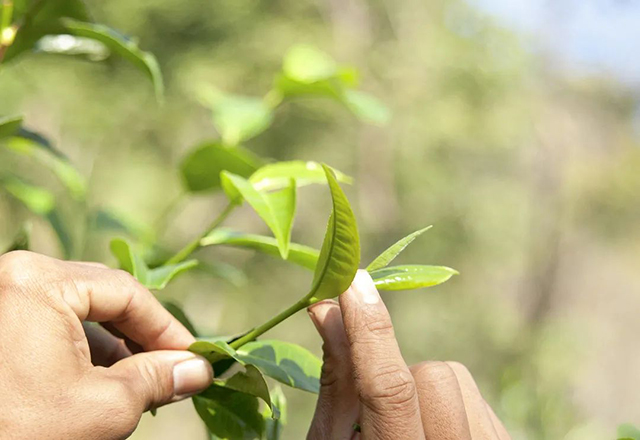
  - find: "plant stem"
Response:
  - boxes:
[164,202,236,265]
[229,298,310,349]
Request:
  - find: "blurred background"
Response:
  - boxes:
[2,0,640,438]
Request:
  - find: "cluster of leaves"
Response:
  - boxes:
[1,2,457,439]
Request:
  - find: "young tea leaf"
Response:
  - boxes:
[369,265,458,291]
[201,229,319,270]
[110,238,197,290]
[207,93,274,146]
[342,89,391,126]
[62,19,164,101]
[221,172,296,259]
[306,165,360,303]
[181,142,263,193]
[235,340,322,394]
[249,161,352,192]
[189,340,237,364]
[366,226,432,271]
[193,387,264,440]
[282,45,338,84]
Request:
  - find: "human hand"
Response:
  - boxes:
[307,270,510,440]
[0,251,213,440]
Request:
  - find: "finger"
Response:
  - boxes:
[103,351,213,412]
[83,323,132,367]
[410,361,472,440]
[447,362,500,439]
[85,351,213,438]
[307,300,359,440]
[339,270,425,440]
[61,260,195,351]
[485,402,511,440]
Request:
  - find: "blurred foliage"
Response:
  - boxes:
[2,0,640,439]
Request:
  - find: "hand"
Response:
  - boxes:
[0,251,213,440]
[307,270,510,440]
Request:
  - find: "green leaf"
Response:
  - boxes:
[235,340,322,394]
[201,229,319,271]
[181,142,262,193]
[618,424,640,440]
[2,177,54,215]
[249,161,352,192]
[306,165,360,302]
[366,226,432,271]
[282,45,338,84]
[189,340,237,365]
[3,0,90,63]
[343,89,391,126]
[91,208,154,242]
[0,115,23,139]
[199,87,274,146]
[190,340,277,417]
[62,19,164,102]
[4,131,86,200]
[262,386,287,440]
[213,365,278,419]
[110,238,197,290]
[221,173,296,259]
[369,265,458,291]
[35,34,109,60]
[163,301,198,336]
[193,387,264,440]
[1,176,72,257]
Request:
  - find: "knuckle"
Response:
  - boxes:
[0,250,37,284]
[359,363,417,411]
[412,361,457,384]
[318,353,347,395]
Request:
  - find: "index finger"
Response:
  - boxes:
[3,252,195,351]
[339,270,425,440]
[68,262,196,351]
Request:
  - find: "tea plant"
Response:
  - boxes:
[0,2,457,438]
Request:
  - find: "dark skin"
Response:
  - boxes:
[0,252,508,439]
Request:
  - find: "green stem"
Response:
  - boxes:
[164,202,236,265]
[230,297,311,349]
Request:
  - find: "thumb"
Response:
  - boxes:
[105,350,213,412]
[307,300,359,440]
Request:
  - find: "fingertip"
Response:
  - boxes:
[343,270,380,305]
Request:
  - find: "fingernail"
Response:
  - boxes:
[173,357,212,397]
[351,270,379,305]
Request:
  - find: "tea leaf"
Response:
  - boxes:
[163,301,198,336]
[193,387,264,440]
[110,238,197,290]
[366,226,432,271]
[0,115,23,139]
[5,131,86,200]
[282,45,338,84]
[235,340,322,394]
[249,161,352,192]
[213,365,278,419]
[618,424,640,440]
[1,177,72,257]
[201,229,319,270]
[3,0,90,63]
[221,172,296,259]
[343,89,391,126]
[205,93,274,146]
[189,340,237,364]
[62,19,164,101]
[306,165,359,302]
[262,386,287,440]
[369,265,458,291]
[181,142,262,193]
